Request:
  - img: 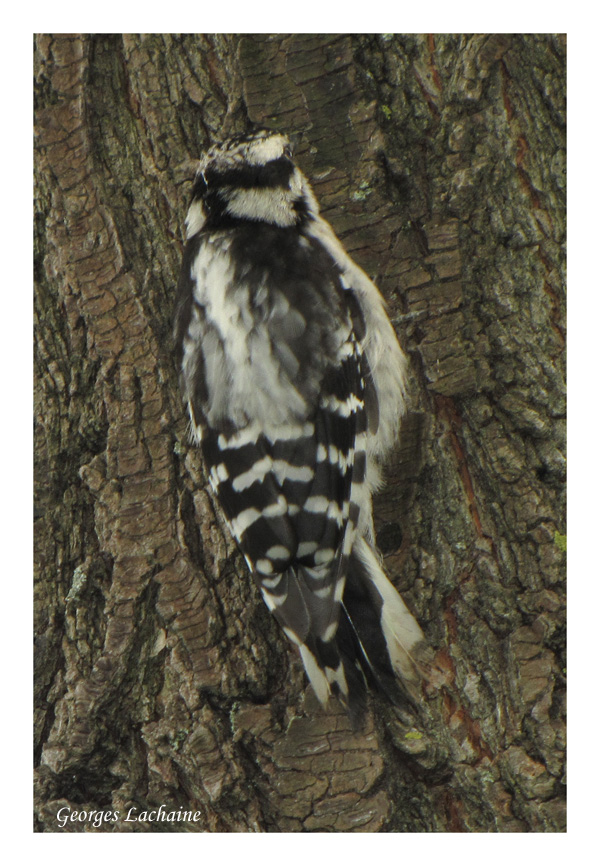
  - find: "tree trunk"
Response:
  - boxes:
[34,34,566,832]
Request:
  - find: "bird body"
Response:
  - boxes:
[174,130,426,721]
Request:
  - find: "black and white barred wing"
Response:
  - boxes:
[203,326,368,701]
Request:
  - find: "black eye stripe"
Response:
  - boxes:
[204,156,295,191]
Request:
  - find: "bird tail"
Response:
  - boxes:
[342,537,429,705]
[298,536,430,727]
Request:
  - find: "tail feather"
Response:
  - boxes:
[299,626,369,729]
[297,537,428,724]
[351,537,426,686]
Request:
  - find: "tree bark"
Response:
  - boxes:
[34,34,566,832]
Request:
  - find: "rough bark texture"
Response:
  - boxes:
[34,34,566,832]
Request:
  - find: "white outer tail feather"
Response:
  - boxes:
[299,644,331,705]
[354,537,426,685]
